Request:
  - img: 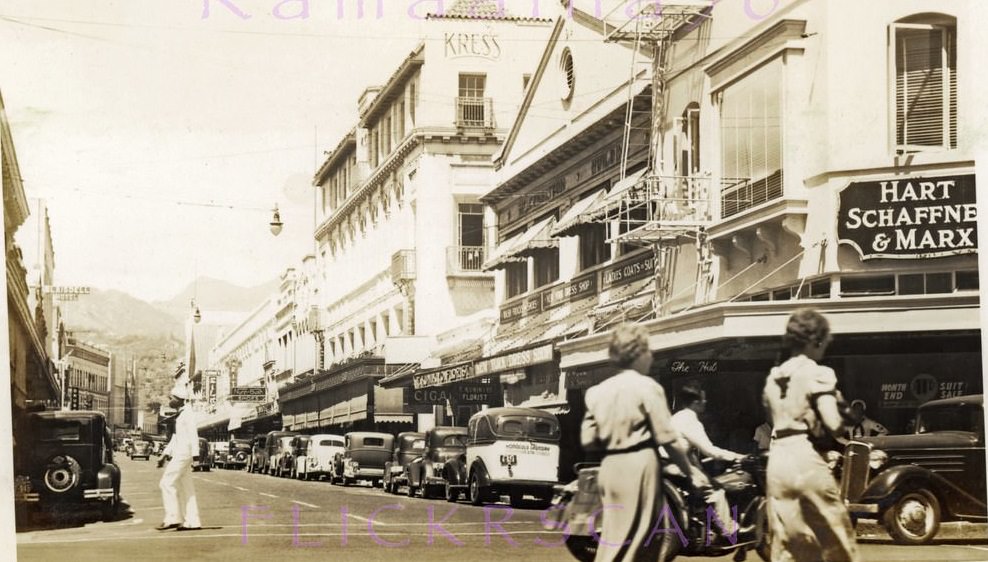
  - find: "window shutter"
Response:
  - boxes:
[896,26,953,150]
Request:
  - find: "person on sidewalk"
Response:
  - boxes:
[763,308,859,562]
[581,323,709,562]
[156,383,201,531]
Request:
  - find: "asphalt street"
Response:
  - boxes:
[15,456,988,562]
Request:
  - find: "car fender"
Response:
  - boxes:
[660,477,689,526]
[469,458,493,488]
[98,463,120,491]
[444,455,467,486]
[860,464,940,504]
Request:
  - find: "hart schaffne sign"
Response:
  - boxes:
[837,174,977,260]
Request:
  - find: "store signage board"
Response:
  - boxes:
[230,386,266,402]
[837,174,976,260]
[474,344,554,377]
[413,363,475,390]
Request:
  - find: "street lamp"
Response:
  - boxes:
[270,205,284,236]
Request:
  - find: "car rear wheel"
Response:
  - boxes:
[468,472,489,506]
[883,488,941,545]
[101,489,120,522]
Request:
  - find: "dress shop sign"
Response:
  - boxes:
[837,174,977,260]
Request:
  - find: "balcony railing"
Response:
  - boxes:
[455,97,495,129]
[720,170,783,219]
[446,246,486,274]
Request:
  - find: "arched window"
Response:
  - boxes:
[891,13,957,151]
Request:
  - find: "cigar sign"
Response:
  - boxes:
[837,174,977,260]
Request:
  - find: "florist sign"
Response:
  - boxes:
[837,174,977,260]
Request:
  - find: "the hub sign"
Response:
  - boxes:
[837,174,976,260]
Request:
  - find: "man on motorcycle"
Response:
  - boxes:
[670,383,745,538]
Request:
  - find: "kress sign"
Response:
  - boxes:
[837,174,977,259]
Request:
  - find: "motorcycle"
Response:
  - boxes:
[548,455,770,562]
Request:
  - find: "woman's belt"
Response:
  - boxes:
[605,439,658,456]
[772,428,809,440]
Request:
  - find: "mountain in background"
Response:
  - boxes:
[60,289,183,340]
[154,276,279,319]
[59,276,277,417]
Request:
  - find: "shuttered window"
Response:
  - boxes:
[893,21,956,151]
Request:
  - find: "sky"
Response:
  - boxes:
[0,0,443,301]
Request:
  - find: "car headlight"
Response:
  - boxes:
[868,450,888,470]
[349,460,359,469]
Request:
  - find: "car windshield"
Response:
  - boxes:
[916,404,984,434]
[318,439,344,447]
[410,439,425,450]
[442,435,467,447]
[362,437,385,447]
[37,419,89,442]
[495,415,560,441]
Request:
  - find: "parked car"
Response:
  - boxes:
[247,435,267,473]
[269,433,298,477]
[287,435,310,479]
[445,407,561,507]
[383,432,425,494]
[192,438,213,471]
[212,441,231,468]
[407,427,467,499]
[14,410,122,521]
[296,434,345,481]
[334,432,394,487]
[840,394,986,545]
[227,438,252,470]
[129,439,154,461]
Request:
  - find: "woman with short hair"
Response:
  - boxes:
[763,308,859,561]
[581,323,706,561]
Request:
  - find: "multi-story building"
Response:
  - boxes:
[63,337,111,416]
[399,0,981,478]
[18,198,59,363]
[199,298,278,440]
[3,90,58,425]
[281,1,553,434]
[108,353,138,429]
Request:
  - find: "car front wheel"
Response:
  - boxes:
[883,488,941,545]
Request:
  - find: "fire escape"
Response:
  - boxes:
[588,2,746,321]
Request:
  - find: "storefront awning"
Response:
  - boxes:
[550,189,607,238]
[375,413,415,423]
[581,169,648,224]
[559,294,982,369]
[483,216,559,271]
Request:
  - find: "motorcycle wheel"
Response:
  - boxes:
[564,536,597,562]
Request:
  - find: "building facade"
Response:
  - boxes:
[63,337,111,416]
[397,0,982,478]
[3,90,58,426]
[285,2,554,434]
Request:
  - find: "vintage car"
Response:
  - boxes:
[334,432,394,487]
[14,410,122,521]
[295,434,344,480]
[227,438,253,470]
[192,438,213,471]
[211,441,230,468]
[269,433,299,477]
[840,394,986,545]
[445,407,560,507]
[287,435,310,478]
[128,439,154,461]
[383,432,425,494]
[247,434,268,473]
[407,427,467,499]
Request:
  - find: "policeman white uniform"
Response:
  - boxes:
[159,384,201,529]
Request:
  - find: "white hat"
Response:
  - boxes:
[170,383,190,400]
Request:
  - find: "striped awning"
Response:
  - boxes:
[551,189,607,238]
[483,216,558,271]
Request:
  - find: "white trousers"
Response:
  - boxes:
[159,456,201,527]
